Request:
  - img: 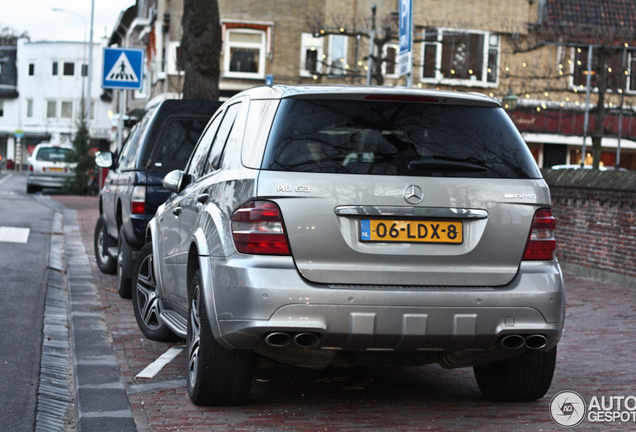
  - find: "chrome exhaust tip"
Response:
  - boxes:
[525,334,548,350]
[264,332,292,347]
[500,334,526,350]
[293,333,320,348]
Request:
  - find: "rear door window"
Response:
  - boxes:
[262,99,540,179]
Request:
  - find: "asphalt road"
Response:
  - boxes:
[0,172,66,431]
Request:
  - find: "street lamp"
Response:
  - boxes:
[52,8,88,123]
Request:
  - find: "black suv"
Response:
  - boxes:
[94,99,221,297]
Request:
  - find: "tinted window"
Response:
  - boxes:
[187,111,223,179]
[151,117,208,171]
[262,99,540,179]
[205,102,242,174]
[35,147,73,162]
[117,111,153,171]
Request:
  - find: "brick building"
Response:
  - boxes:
[108,0,636,169]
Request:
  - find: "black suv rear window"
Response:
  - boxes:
[262,99,540,179]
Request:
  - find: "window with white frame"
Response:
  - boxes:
[166,41,182,75]
[421,28,499,87]
[61,101,73,119]
[224,29,266,79]
[382,44,399,78]
[300,33,324,77]
[46,101,56,119]
[572,47,626,91]
[26,99,33,118]
[328,35,348,75]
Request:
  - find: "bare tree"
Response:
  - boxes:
[509,21,636,169]
[0,26,28,46]
[306,12,398,85]
[180,0,221,100]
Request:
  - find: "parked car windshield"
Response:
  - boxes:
[35,147,74,162]
[262,99,541,178]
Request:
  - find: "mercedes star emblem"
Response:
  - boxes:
[403,185,424,205]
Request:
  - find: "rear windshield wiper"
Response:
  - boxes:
[408,158,488,172]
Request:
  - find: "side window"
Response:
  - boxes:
[186,111,224,179]
[204,102,242,174]
[117,113,150,171]
[151,117,208,171]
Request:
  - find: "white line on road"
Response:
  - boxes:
[0,173,13,186]
[135,345,185,379]
[0,226,30,243]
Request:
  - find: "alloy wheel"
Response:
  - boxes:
[135,253,162,331]
[188,283,202,389]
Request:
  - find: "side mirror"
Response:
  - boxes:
[162,169,187,194]
[95,151,114,168]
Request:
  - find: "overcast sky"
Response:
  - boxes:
[2,0,136,43]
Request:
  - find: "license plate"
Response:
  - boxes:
[48,167,64,172]
[360,219,463,244]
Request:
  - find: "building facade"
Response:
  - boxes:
[0,39,113,168]
[112,0,636,169]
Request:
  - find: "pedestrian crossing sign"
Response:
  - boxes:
[102,47,145,90]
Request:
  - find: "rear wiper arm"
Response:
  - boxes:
[408,159,488,172]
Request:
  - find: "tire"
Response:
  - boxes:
[26,184,40,194]
[474,346,557,402]
[132,243,180,342]
[94,215,117,274]
[116,226,134,298]
[187,269,256,406]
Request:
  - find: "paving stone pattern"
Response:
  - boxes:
[52,196,636,432]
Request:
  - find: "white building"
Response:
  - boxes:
[0,38,112,168]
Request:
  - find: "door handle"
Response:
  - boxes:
[172,207,182,216]
[197,193,209,204]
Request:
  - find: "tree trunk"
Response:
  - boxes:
[592,48,608,169]
[181,0,221,100]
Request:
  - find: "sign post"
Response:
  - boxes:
[101,47,145,151]
[398,0,413,87]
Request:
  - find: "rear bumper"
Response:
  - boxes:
[203,256,565,355]
[27,174,70,188]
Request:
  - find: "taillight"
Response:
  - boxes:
[231,201,290,255]
[29,165,33,171]
[522,208,557,261]
[131,186,146,214]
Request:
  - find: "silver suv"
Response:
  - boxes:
[133,85,565,406]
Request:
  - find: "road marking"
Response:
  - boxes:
[0,173,13,186]
[135,346,184,379]
[0,226,30,243]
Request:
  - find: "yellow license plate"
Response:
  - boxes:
[48,167,64,172]
[360,219,463,244]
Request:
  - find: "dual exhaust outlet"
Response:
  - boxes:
[500,334,548,350]
[264,332,320,349]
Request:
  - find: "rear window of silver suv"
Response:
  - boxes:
[261,99,541,179]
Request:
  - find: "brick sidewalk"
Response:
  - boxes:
[53,195,636,431]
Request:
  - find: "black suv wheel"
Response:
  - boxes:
[94,215,116,274]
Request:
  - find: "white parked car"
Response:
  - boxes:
[26,143,75,193]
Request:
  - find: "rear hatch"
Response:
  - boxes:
[256,95,548,287]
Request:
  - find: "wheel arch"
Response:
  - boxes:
[187,229,231,349]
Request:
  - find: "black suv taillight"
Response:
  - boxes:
[522,208,557,261]
[231,201,290,255]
